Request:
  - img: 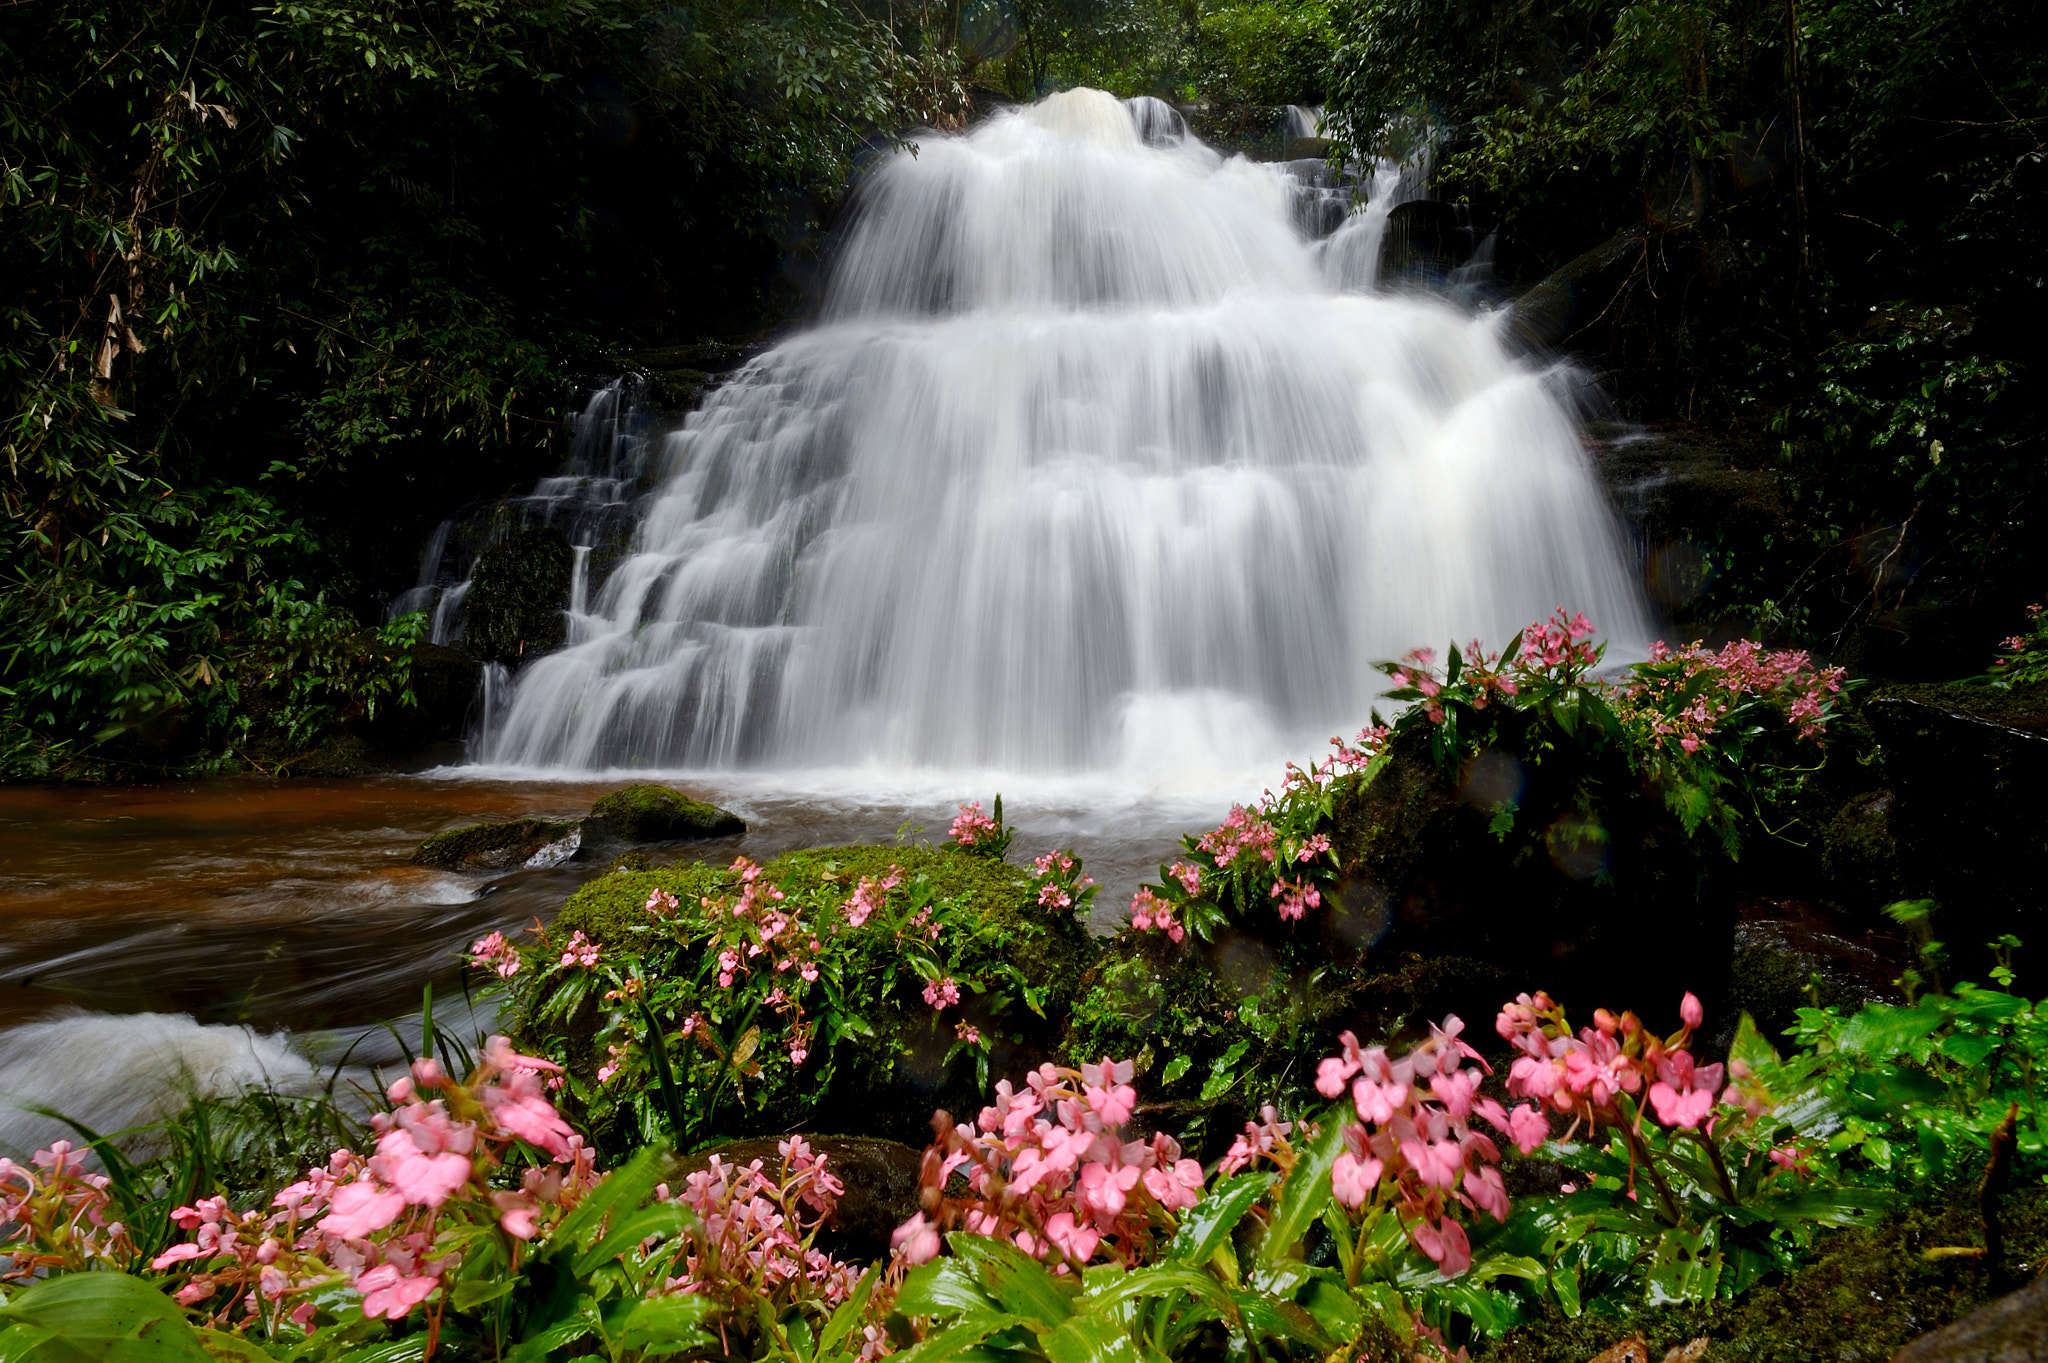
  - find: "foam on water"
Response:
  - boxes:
[0,1011,318,1156]
[473,87,1650,782]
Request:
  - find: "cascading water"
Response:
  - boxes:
[478,89,1650,782]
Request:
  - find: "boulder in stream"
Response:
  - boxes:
[585,783,744,843]
[414,818,581,871]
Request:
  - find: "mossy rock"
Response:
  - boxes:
[535,843,1100,1151]
[586,784,744,844]
[413,818,578,870]
[464,525,573,665]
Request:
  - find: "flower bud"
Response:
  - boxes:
[1679,992,1704,1030]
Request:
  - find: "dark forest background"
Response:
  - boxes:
[3,0,2041,777]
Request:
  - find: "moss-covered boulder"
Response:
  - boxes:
[523,843,1100,1154]
[585,784,744,844]
[413,818,579,870]
[464,525,573,664]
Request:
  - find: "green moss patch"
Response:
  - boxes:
[586,783,744,843]
[413,818,576,869]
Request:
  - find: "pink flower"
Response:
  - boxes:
[1506,1103,1549,1154]
[1351,1076,1408,1126]
[1679,991,1704,1030]
[645,888,680,917]
[1168,861,1203,896]
[356,1263,439,1320]
[1411,1215,1471,1277]
[1400,1137,1463,1190]
[318,1181,406,1240]
[891,1212,940,1265]
[1045,1211,1100,1264]
[921,977,961,1011]
[1464,1165,1509,1222]
[557,931,600,969]
[1141,1158,1204,1211]
[1331,1152,1383,1208]
[1649,1082,1715,1129]
[467,931,522,978]
[1077,1162,1141,1220]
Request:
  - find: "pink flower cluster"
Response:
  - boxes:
[1268,875,1321,922]
[893,1058,1203,1271]
[949,802,999,848]
[1127,887,1183,941]
[842,866,903,928]
[661,1138,862,1318]
[1497,990,1725,1132]
[921,976,961,1010]
[558,930,601,969]
[1030,847,1094,916]
[0,1141,137,1281]
[1291,1018,1544,1277]
[467,931,522,979]
[1197,804,1279,870]
[1520,610,1599,671]
[1630,638,1845,750]
[146,1037,599,1334]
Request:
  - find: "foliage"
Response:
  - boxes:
[1320,0,2046,642]
[0,0,966,776]
[502,842,1097,1155]
[1989,600,2048,688]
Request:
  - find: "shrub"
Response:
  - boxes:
[505,840,1099,1154]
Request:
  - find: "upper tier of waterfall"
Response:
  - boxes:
[475,88,1650,782]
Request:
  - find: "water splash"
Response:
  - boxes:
[480,89,1649,778]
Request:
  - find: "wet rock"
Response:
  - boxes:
[1725,899,1907,1044]
[1891,1272,2048,1363]
[1327,726,1739,1027]
[665,1135,921,1262]
[586,784,744,844]
[464,526,573,665]
[413,818,580,870]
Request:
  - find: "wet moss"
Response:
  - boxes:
[1469,1184,2048,1363]
[586,783,744,842]
[413,818,576,869]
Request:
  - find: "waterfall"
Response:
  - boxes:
[477,89,1649,780]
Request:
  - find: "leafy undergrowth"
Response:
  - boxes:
[1472,1184,2048,1363]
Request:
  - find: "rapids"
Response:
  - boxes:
[478,89,1650,779]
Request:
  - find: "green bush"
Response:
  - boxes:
[510,843,1100,1155]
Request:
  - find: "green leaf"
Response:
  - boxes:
[0,1273,213,1363]
[1041,1313,1138,1363]
[947,1235,1075,1327]
[896,1259,1000,1318]
[1199,1040,1251,1102]
[616,1295,718,1355]
[889,1312,1026,1363]
[1835,1000,1947,1058]
[508,1314,594,1363]
[1159,1055,1191,1086]
[1258,1107,1346,1268]
[1167,1172,1272,1267]
[1728,1011,1780,1072]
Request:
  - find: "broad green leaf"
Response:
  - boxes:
[1551,1262,1582,1317]
[1258,1108,1345,1268]
[896,1259,1000,1318]
[889,1312,1027,1363]
[1040,1313,1138,1363]
[0,1274,212,1363]
[1728,1011,1780,1072]
[1085,1266,1233,1318]
[1834,1001,1947,1059]
[617,1295,718,1356]
[451,1276,518,1310]
[1166,1172,1272,1267]
[816,1267,881,1358]
[508,1315,594,1363]
[1159,1055,1191,1086]
[946,1236,1074,1327]
[1292,1269,1361,1341]
[1233,1294,1336,1352]
[1940,1032,2002,1066]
